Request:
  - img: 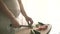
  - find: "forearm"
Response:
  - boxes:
[18,0,28,18]
[0,0,16,20]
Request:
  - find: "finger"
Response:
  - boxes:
[26,20,30,25]
[30,19,33,24]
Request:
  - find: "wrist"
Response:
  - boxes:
[24,15,28,18]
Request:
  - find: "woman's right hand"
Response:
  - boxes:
[11,18,20,28]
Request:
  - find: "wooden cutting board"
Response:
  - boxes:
[15,24,52,34]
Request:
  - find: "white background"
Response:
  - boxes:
[18,0,60,34]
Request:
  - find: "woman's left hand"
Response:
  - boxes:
[25,16,33,25]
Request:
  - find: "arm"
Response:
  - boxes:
[18,0,33,25]
[0,0,15,20]
[18,0,28,18]
[0,0,20,28]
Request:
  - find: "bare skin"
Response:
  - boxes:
[0,0,33,28]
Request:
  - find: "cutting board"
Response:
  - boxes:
[15,24,52,34]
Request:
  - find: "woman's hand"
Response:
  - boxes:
[25,16,33,25]
[11,18,20,28]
